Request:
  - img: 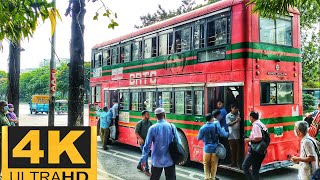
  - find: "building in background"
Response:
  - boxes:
[39,58,70,67]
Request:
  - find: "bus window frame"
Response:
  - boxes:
[130,89,142,111]
[119,89,130,110]
[95,85,102,103]
[194,89,204,116]
[102,48,111,66]
[260,81,294,105]
[120,42,132,64]
[259,16,293,47]
[132,39,143,61]
[157,89,173,113]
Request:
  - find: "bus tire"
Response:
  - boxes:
[30,109,32,114]
[177,130,190,166]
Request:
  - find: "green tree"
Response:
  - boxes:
[0,70,8,99]
[20,67,49,102]
[135,0,198,28]
[301,31,320,88]
[248,0,320,18]
[56,63,69,99]
[0,0,54,117]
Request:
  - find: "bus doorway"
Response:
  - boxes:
[207,85,244,171]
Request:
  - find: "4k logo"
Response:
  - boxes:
[2,127,97,180]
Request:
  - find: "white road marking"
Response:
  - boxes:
[97,146,204,179]
[97,168,124,180]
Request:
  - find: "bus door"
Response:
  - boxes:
[207,85,244,169]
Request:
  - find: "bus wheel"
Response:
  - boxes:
[178,130,190,166]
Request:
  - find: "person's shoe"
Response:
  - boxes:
[103,146,109,150]
[137,164,143,171]
[144,171,151,177]
[215,177,220,180]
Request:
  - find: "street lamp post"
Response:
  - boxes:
[48,0,56,126]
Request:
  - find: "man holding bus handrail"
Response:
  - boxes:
[111,99,119,139]
[197,111,229,180]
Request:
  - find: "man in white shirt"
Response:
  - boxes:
[226,104,241,167]
[291,121,318,180]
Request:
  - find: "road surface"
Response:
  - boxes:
[18,103,298,180]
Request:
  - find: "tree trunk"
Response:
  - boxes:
[8,41,21,123]
[68,0,86,126]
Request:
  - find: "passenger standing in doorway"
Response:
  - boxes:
[0,101,11,175]
[136,110,152,176]
[111,99,119,140]
[197,111,229,180]
[141,108,181,180]
[242,111,267,180]
[216,100,230,164]
[226,104,241,167]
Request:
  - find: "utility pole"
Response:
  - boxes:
[48,0,56,126]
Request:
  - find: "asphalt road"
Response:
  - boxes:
[18,103,298,180]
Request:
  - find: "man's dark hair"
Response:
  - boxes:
[103,107,108,112]
[318,103,320,107]
[212,110,221,118]
[250,111,259,120]
[231,104,239,109]
[112,99,117,103]
[0,100,7,107]
[217,99,224,104]
[205,113,213,122]
[141,110,148,116]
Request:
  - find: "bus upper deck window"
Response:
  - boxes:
[103,49,111,66]
[194,22,205,49]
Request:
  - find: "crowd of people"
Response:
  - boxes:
[96,100,320,180]
[96,99,272,180]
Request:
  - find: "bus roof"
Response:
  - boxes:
[93,0,299,50]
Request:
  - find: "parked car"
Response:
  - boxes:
[29,95,49,114]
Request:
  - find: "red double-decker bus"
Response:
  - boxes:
[90,0,302,172]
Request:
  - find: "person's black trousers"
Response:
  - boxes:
[242,148,266,180]
[150,164,176,180]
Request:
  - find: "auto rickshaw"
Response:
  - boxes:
[55,100,68,114]
[29,95,49,114]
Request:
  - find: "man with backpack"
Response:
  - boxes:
[141,108,181,180]
[136,110,152,176]
[197,111,229,180]
[242,111,268,180]
[291,121,319,180]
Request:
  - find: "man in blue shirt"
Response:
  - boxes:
[216,100,231,164]
[198,111,229,180]
[96,107,113,150]
[306,103,320,118]
[141,108,181,180]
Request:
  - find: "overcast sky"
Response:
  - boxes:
[0,0,205,72]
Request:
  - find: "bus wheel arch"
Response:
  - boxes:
[177,128,190,166]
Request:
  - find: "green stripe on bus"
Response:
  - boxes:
[229,42,301,54]
[93,43,301,76]
[245,125,294,137]
[244,116,303,127]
